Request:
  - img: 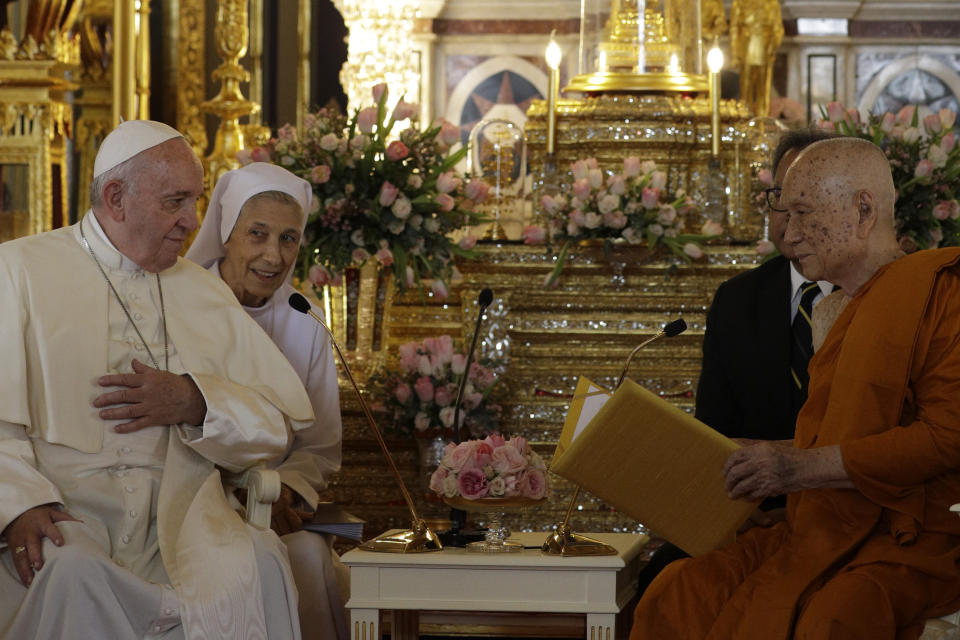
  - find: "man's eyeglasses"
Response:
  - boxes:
[764,187,787,212]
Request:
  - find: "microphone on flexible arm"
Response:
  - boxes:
[452,288,494,445]
[442,288,494,547]
[542,317,688,556]
[288,292,442,553]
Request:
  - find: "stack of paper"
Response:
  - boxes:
[303,503,365,541]
[551,377,758,556]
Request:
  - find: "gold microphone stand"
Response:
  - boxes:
[291,294,442,553]
[542,320,686,556]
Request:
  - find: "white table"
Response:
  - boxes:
[342,531,648,640]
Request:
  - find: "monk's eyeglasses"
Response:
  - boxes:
[764,187,787,213]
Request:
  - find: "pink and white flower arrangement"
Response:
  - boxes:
[369,335,502,439]
[243,83,490,297]
[429,435,549,501]
[524,156,712,285]
[817,101,959,250]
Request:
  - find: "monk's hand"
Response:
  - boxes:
[737,506,785,534]
[724,442,852,501]
[270,484,311,537]
[94,359,207,432]
[3,504,80,587]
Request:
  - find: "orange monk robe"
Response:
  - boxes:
[631,248,960,640]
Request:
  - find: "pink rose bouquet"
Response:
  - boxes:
[524,156,713,286]
[369,335,502,439]
[817,102,959,251]
[244,83,491,297]
[429,435,549,501]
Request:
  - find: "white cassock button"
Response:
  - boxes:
[121,535,131,544]
[125,486,135,493]
[121,446,131,454]
[134,312,143,321]
[129,510,138,518]
[163,608,174,616]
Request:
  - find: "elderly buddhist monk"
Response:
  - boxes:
[630,137,960,639]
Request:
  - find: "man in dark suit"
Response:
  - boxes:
[637,128,836,593]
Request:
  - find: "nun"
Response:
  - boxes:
[186,162,348,640]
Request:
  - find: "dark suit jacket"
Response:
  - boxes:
[695,255,801,443]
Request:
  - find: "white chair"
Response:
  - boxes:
[224,465,282,529]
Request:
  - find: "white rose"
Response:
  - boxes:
[598,194,620,215]
[392,196,412,219]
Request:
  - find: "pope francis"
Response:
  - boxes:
[0,120,316,639]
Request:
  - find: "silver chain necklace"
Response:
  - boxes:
[79,217,169,371]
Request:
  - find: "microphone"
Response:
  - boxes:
[543,316,688,556]
[451,288,493,445]
[288,292,441,553]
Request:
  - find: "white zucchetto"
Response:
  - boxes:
[93,120,185,178]
[186,162,313,270]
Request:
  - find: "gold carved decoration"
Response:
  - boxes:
[177,0,208,157]
[730,0,783,117]
[200,0,260,199]
[0,0,79,240]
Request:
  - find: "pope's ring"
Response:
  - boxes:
[13,546,26,554]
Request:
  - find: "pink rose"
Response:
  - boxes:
[457,468,489,499]
[379,181,399,207]
[351,248,370,263]
[880,112,896,133]
[641,187,660,209]
[485,433,506,449]
[510,436,530,455]
[398,341,420,371]
[459,234,478,250]
[683,242,704,259]
[436,171,461,194]
[431,279,449,299]
[392,99,419,121]
[386,140,409,161]
[434,385,452,407]
[914,159,934,179]
[438,119,461,146]
[308,264,332,287]
[250,147,272,163]
[435,193,455,212]
[845,108,861,125]
[572,178,592,201]
[816,120,835,132]
[446,441,478,473]
[571,159,590,181]
[491,444,527,475]
[826,101,845,122]
[357,107,378,134]
[933,200,960,220]
[518,468,548,500]
[473,440,494,466]
[375,247,394,266]
[897,105,915,125]
[465,179,489,202]
[523,225,546,245]
[310,164,331,184]
[414,376,434,402]
[372,82,388,103]
[429,466,448,494]
[394,382,412,403]
[623,156,641,178]
[757,168,773,187]
[924,113,942,134]
[604,210,628,229]
[941,132,957,153]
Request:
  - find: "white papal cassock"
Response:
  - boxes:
[0,213,315,639]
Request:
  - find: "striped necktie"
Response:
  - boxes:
[790,281,819,398]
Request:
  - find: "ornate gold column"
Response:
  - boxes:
[200,0,259,197]
[75,0,115,216]
[135,0,150,119]
[176,0,207,157]
[112,0,136,124]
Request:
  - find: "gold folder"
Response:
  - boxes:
[551,377,758,557]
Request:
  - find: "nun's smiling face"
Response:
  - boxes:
[219,194,303,307]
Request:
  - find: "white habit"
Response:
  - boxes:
[187,162,349,640]
[0,213,315,640]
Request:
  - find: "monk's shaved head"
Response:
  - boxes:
[780,138,902,293]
